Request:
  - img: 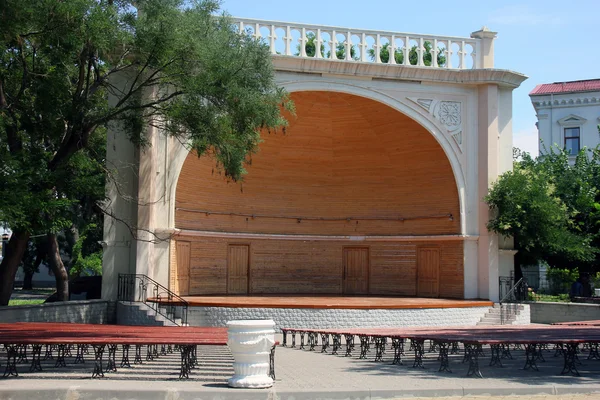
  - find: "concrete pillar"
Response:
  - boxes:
[101,73,139,301]
[470,27,497,69]
[477,84,500,301]
[463,239,478,299]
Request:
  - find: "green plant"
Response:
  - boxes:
[546,267,579,295]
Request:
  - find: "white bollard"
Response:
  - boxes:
[227,319,275,388]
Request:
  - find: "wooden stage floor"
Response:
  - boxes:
[178,296,493,309]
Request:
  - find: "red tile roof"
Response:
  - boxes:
[530,79,600,95]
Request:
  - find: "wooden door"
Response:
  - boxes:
[175,241,191,295]
[227,244,249,294]
[417,247,440,297]
[343,247,369,294]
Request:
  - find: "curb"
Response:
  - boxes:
[2,384,600,400]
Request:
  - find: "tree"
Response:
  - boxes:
[19,238,47,290]
[368,41,447,66]
[295,33,358,60]
[0,0,293,305]
[486,147,600,272]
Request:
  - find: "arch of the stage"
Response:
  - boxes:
[166,80,467,236]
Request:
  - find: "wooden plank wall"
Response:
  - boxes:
[175,91,460,236]
[174,235,464,298]
[172,91,464,298]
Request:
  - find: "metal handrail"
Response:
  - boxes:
[117,274,188,326]
[500,277,527,303]
[499,277,528,325]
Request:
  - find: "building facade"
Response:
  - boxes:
[102,20,526,302]
[530,79,600,156]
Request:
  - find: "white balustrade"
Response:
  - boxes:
[227,319,276,388]
[234,18,483,70]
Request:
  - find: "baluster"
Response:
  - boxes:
[417,37,424,66]
[346,31,352,60]
[300,27,307,57]
[446,40,453,69]
[403,36,410,65]
[459,40,466,69]
[284,26,292,56]
[269,25,276,54]
[389,35,396,65]
[432,39,438,68]
[470,41,477,69]
[316,29,322,58]
[360,33,368,62]
[330,31,337,60]
[254,23,261,41]
[375,34,381,64]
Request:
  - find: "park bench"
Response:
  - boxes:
[280,325,600,378]
[0,322,278,380]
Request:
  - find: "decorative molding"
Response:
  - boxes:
[173,229,477,242]
[537,114,549,120]
[557,114,587,127]
[451,131,463,147]
[272,57,528,88]
[532,96,600,109]
[438,101,462,127]
[407,97,463,152]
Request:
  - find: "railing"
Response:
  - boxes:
[499,277,528,325]
[117,274,188,326]
[234,18,482,69]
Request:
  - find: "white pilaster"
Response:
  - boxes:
[477,84,500,301]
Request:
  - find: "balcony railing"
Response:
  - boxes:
[234,18,483,70]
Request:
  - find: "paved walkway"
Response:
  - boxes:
[1,334,600,399]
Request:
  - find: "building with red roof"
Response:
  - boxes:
[530,79,600,157]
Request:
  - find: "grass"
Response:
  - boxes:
[7,299,45,306]
[530,293,571,302]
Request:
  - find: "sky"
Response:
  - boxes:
[220,0,600,157]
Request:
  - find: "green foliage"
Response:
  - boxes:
[546,267,579,295]
[486,146,600,271]
[0,0,291,246]
[368,41,446,66]
[295,33,357,60]
[70,224,102,277]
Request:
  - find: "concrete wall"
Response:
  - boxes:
[0,300,114,324]
[187,306,491,331]
[530,302,600,324]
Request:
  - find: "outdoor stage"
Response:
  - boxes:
[170,296,499,330]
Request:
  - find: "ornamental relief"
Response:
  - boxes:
[408,97,463,152]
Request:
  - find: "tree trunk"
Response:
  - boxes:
[22,248,45,291]
[47,233,69,302]
[0,230,31,305]
[22,270,34,290]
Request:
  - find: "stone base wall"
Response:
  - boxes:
[530,302,600,324]
[512,304,530,325]
[0,300,111,324]
[187,306,491,331]
[116,302,176,326]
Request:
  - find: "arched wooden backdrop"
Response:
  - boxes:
[171,91,463,298]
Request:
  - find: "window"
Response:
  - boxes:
[564,127,580,154]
